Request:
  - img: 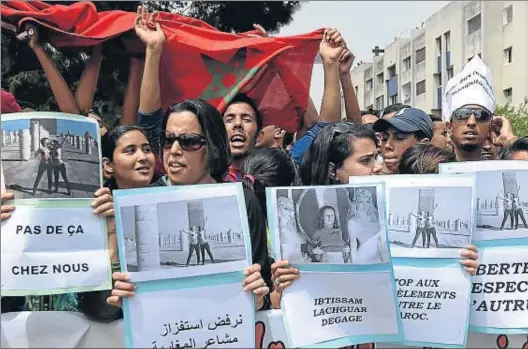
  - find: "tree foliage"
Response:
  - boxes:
[1,1,301,127]
[495,98,528,137]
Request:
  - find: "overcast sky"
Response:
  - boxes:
[279,1,451,62]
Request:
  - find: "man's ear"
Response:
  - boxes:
[256,130,264,144]
[420,138,431,144]
[274,128,286,140]
[328,162,337,181]
[102,157,114,179]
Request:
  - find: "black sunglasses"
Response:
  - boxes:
[161,132,206,152]
[452,108,492,122]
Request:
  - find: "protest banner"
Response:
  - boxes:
[0,112,110,296]
[113,183,255,348]
[440,160,528,334]
[350,174,476,348]
[1,310,527,348]
[266,183,402,348]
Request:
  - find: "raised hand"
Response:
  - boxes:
[319,28,346,64]
[24,23,41,50]
[338,48,355,75]
[134,6,165,49]
[252,23,268,37]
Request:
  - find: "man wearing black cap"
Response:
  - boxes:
[373,107,433,174]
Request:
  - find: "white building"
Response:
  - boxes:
[351,1,528,114]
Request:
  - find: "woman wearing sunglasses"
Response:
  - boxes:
[107,99,272,311]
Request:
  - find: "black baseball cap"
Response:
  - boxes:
[373,107,433,139]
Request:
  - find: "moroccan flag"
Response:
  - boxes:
[1,1,323,131]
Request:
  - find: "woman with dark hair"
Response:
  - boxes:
[310,206,349,263]
[300,122,382,185]
[32,137,53,195]
[101,125,157,191]
[241,147,299,218]
[398,143,455,175]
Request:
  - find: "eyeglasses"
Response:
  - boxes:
[161,132,206,152]
[452,108,492,123]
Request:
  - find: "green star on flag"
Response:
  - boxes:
[199,48,260,104]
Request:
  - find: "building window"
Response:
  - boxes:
[376,95,384,110]
[504,47,512,64]
[504,88,512,102]
[467,14,482,35]
[403,56,411,70]
[355,85,359,95]
[366,79,373,91]
[447,67,454,79]
[377,72,384,84]
[444,31,451,52]
[389,95,398,105]
[415,47,426,64]
[388,65,396,78]
[436,36,442,56]
[416,80,426,96]
[503,5,513,25]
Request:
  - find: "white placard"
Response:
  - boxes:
[281,271,399,348]
[127,282,254,348]
[0,206,109,294]
[471,245,528,329]
[393,265,471,346]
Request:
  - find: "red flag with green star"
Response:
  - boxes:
[1,1,323,132]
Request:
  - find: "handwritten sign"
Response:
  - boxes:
[394,264,471,346]
[470,245,528,332]
[1,205,110,295]
[126,282,254,348]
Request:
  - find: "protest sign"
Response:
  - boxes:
[442,55,495,122]
[440,160,528,334]
[2,310,527,348]
[266,183,402,348]
[113,183,255,348]
[0,112,110,296]
[350,174,476,348]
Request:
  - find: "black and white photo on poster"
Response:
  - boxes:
[272,185,390,265]
[1,113,101,199]
[388,186,472,258]
[476,170,528,239]
[117,188,249,281]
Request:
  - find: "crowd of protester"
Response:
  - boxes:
[1,5,527,342]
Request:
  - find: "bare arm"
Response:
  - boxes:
[296,97,319,140]
[318,29,345,124]
[121,58,145,125]
[27,26,80,114]
[340,69,361,123]
[74,45,103,114]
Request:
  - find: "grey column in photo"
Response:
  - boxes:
[8,131,14,144]
[134,204,161,271]
[30,120,39,152]
[39,126,49,140]
[76,136,82,150]
[19,129,31,160]
[1,129,5,146]
[85,134,92,155]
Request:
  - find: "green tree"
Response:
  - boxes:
[1,1,301,127]
[495,98,528,137]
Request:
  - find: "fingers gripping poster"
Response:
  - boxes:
[350,174,476,348]
[1,112,110,296]
[441,160,528,335]
[266,183,402,348]
[113,183,256,348]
